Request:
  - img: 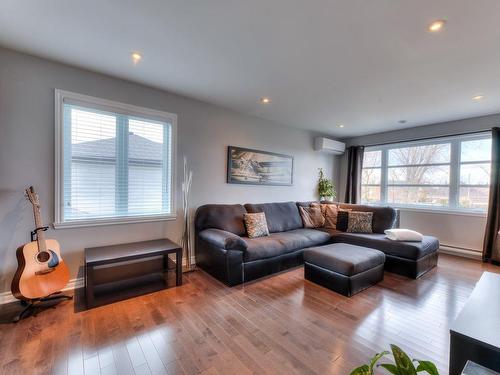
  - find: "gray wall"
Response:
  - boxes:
[338,114,500,254]
[0,47,335,294]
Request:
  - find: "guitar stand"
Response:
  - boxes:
[31,226,48,242]
[13,292,73,323]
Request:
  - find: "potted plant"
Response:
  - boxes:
[350,344,439,375]
[317,168,336,202]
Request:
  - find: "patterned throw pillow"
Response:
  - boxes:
[299,206,325,228]
[347,211,373,233]
[244,212,270,238]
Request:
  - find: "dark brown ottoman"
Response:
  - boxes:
[304,243,385,297]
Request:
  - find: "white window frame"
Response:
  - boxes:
[361,132,491,216]
[54,89,177,228]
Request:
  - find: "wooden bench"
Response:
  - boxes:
[84,239,182,307]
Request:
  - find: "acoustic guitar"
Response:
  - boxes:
[11,187,70,301]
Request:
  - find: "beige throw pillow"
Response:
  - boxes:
[318,203,339,229]
[346,211,373,233]
[244,212,270,238]
[299,206,325,228]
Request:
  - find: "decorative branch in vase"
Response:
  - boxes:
[317,168,336,202]
[181,156,194,271]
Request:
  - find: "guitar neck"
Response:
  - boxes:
[32,204,47,252]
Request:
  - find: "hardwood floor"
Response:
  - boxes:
[0,254,498,375]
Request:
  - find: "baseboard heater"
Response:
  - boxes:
[439,244,482,260]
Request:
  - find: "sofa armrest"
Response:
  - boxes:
[198,229,248,251]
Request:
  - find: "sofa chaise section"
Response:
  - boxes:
[331,232,439,278]
[319,203,438,278]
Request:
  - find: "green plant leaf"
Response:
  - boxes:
[349,364,371,375]
[370,351,390,372]
[390,345,417,375]
[379,363,400,374]
[415,360,439,375]
[317,168,336,198]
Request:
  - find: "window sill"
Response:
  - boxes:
[53,214,177,229]
[393,206,487,218]
[362,202,487,217]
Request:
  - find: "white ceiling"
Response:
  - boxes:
[1,1,499,137]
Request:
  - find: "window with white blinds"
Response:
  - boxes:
[54,90,176,227]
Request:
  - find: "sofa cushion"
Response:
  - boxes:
[337,203,397,234]
[304,243,385,276]
[195,204,248,236]
[331,232,439,260]
[320,203,339,229]
[298,201,339,229]
[244,202,303,233]
[242,228,330,261]
[299,206,325,228]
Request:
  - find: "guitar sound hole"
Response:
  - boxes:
[36,251,51,263]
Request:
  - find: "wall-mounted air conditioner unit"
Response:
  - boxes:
[314,137,346,155]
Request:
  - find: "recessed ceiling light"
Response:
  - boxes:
[428,20,446,32]
[260,97,271,104]
[398,120,407,124]
[131,52,142,64]
[337,124,345,128]
[472,95,484,101]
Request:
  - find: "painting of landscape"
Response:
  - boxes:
[227,146,293,185]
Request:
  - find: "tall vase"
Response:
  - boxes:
[181,156,194,271]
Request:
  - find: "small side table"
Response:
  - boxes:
[84,238,182,308]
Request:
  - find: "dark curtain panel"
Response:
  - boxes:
[344,145,364,204]
[483,127,500,263]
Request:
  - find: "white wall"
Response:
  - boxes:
[338,114,500,255]
[399,209,486,254]
[0,47,335,294]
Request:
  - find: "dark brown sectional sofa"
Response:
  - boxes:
[195,201,439,286]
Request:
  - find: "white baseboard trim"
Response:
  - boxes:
[439,245,482,260]
[1,256,197,305]
[0,277,84,305]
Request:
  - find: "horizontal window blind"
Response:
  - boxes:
[58,94,174,224]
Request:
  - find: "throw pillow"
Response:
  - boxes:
[385,229,423,242]
[320,203,339,229]
[299,206,325,228]
[244,212,270,238]
[347,211,373,233]
[336,210,350,232]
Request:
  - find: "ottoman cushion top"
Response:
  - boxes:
[304,243,385,276]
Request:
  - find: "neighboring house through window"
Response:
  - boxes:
[55,90,177,227]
